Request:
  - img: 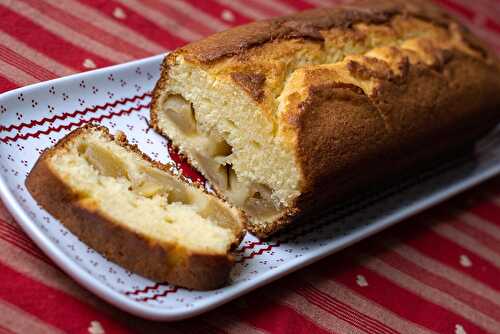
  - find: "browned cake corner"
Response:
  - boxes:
[26,124,245,290]
[150,0,500,238]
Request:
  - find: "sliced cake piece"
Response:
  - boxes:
[26,125,244,290]
[150,1,500,237]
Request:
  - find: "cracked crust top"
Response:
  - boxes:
[176,0,491,65]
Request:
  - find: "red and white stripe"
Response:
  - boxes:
[41,0,166,55]
[157,0,230,32]
[115,0,203,42]
[0,31,73,78]
[4,0,134,63]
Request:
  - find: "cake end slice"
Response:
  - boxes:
[26,124,244,290]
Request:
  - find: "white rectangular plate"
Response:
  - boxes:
[1,54,500,321]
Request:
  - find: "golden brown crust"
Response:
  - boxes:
[150,0,500,238]
[230,72,266,102]
[149,0,484,127]
[179,0,440,64]
[25,125,241,290]
[258,51,500,238]
[293,51,500,190]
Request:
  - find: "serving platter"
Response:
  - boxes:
[1,54,500,321]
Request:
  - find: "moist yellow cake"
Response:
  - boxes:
[26,125,244,290]
[151,0,500,237]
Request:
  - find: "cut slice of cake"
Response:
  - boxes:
[26,125,244,290]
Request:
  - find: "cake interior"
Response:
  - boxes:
[49,128,241,255]
[156,93,290,226]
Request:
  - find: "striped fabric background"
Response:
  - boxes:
[1,0,500,333]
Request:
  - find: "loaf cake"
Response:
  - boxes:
[151,0,500,237]
[26,125,244,290]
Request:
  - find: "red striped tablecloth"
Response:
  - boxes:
[1,1,500,333]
